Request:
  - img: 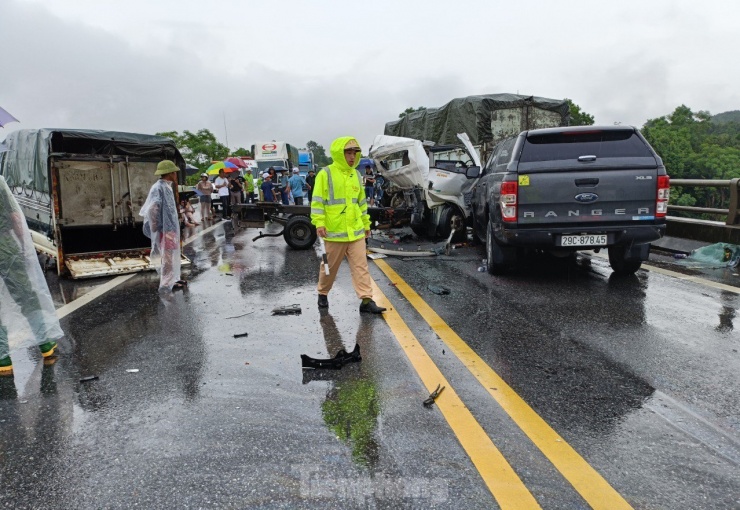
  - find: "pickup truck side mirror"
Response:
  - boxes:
[466,166,480,178]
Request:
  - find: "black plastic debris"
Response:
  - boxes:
[427,285,451,295]
[301,344,362,370]
[423,384,445,408]
[79,375,99,383]
[233,332,249,338]
[272,304,302,316]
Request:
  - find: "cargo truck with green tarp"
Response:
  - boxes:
[0,129,188,278]
[384,93,571,163]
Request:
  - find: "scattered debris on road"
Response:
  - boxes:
[423,384,445,408]
[272,304,302,315]
[125,369,139,373]
[301,344,362,370]
[233,332,249,338]
[226,311,255,319]
[79,375,99,383]
[428,284,450,295]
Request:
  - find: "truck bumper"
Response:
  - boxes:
[497,223,666,248]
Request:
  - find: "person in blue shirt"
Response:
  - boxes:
[287,168,307,205]
[260,172,277,202]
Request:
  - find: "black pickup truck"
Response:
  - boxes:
[471,126,669,275]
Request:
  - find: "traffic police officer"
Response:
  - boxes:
[311,137,386,314]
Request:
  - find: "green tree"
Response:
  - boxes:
[156,129,229,171]
[232,147,252,157]
[398,106,426,118]
[565,99,595,126]
[306,140,332,167]
[640,104,740,219]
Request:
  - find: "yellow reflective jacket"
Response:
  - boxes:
[310,136,370,242]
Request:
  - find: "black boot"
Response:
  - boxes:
[359,299,386,314]
[318,294,329,308]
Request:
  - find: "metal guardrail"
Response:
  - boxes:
[668,178,740,226]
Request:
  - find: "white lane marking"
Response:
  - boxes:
[589,252,740,295]
[56,274,136,319]
[183,221,222,246]
[56,222,223,319]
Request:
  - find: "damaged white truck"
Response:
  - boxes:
[0,129,188,278]
[370,94,570,241]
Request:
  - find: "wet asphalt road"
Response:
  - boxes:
[1,220,739,509]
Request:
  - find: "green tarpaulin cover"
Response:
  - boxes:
[385,93,570,146]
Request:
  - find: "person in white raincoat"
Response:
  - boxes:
[140,160,186,291]
[0,176,63,376]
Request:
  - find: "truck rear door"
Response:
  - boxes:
[515,129,660,225]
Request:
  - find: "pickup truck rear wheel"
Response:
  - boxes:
[486,221,511,275]
[608,246,643,275]
[283,215,317,250]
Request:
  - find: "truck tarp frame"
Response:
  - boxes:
[384,93,570,146]
[0,128,185,194]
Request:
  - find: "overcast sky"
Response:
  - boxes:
[1,0,738,153]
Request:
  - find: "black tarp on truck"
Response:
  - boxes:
[0,129,187,278]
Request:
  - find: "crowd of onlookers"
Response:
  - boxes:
[180,163,385,227]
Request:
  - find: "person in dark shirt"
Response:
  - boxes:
[260,172,277,202]
[306,169,316,202]
[229,174,243,206]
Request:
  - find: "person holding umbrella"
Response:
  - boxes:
[140,160,187,291]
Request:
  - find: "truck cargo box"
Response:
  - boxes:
[0,129,189,278]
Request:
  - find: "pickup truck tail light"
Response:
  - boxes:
[656,175,670,217]
[500,181,518,222]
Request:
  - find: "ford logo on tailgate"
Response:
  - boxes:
[574,192,599,203]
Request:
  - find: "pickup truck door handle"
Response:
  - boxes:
[575,178,599,186]
[578,155,597,162]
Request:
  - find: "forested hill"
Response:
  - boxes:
[641,105,740,215]
[711,110,740,124]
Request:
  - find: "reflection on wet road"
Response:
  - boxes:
[1,222,739,509]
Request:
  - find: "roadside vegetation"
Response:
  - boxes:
[641,106,740,218]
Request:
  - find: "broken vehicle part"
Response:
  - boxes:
[301,344,362,370]
[367,247,435,258]
[272,304,302,315]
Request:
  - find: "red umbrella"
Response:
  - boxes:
[224,157,248,168]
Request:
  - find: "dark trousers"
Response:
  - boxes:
[221,195,230,217]
[294,196,304,205]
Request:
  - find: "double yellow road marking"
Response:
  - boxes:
[372,259,632,510]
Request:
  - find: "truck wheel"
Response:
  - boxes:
[438,205,467,242]
[608,246,643,275]
[283,215,317,250]
[486,221,512,275]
